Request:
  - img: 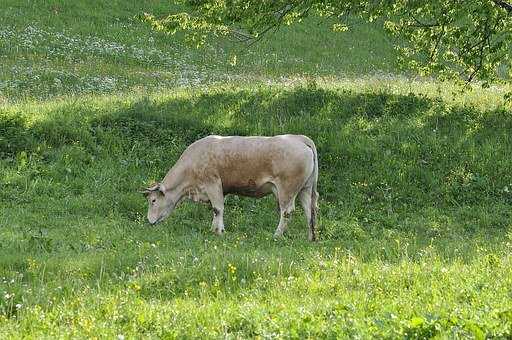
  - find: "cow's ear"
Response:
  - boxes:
[157,183,166,195]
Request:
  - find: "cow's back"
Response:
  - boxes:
[187,135,313,196]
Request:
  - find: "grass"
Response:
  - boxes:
[1,0,512,338]
[0,0,399,102]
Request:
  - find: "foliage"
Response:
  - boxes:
[143,0,512,87]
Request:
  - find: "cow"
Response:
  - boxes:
[142,134,319,241]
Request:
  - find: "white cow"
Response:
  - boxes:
[142,134,319,241]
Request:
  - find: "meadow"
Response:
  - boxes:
[1,0,512,338]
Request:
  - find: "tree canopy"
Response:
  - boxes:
[143,1,512,89]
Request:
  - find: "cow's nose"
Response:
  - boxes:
[149,216,162,225]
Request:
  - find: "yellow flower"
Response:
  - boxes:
[228,263,237,274]
[130,282,141,292]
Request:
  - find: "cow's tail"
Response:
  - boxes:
[302,136,319,241]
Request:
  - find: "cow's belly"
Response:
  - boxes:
[222,180,274,198]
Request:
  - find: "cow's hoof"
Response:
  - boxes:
[213,227,224,235]
[273,231,284,239]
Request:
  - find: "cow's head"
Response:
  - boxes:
[141,182,175,224]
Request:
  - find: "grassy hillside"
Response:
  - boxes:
[0,0,399,102]
[1,0,512,338]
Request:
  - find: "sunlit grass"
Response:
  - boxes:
[2,83,512,337]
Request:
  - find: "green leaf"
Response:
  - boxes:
[410,316,425,328]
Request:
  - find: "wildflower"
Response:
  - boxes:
[130,282,141,292]
[228,263,237,274]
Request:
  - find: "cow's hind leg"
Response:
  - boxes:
[205,183,225,235]
[299,186,316,241]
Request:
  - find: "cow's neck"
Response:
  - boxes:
[161,165,189,205]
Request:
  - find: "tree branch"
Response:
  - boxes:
[465,21,494,83]
[228,28,254,42]
[493,0,512,13]
[429,28,445,62]
[409,13,441,28]
[245,3,299,47]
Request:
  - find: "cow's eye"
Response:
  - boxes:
[152,199,156,203]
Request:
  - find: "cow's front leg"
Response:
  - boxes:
[274,196,295,238]
[205,182,225,235]
[211,206,224,235]
[274,210,290,238]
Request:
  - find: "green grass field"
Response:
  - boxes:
[1,1,512,338]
